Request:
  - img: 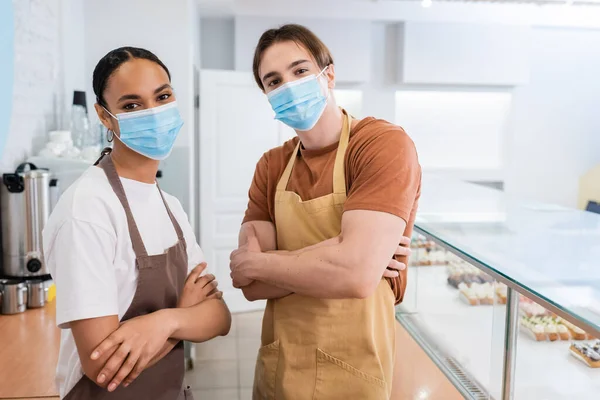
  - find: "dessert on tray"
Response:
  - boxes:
[570,341,600,368]
[458,282,494,306]
[520,315,589,342]
[556,318,587,340]
[409,235,453,266]
[519,296,551,317]
[495,283,507,305]
[447,263,494,288]
[520,316,546,341]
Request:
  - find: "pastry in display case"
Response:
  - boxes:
[410,234,450,266]
[396,174,600,398]
[446,263,494,288]
[570,341,600,368]
[446,263,507,305]
[458,282,494,305]
[518,299,594,342]
[520,316,572,341]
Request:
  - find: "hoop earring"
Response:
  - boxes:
[107,129,114,143]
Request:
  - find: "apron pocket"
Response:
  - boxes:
[313,348,388,400]
[253,340,280,400]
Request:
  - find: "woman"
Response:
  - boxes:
[43,47,231,400]
[230,25,421,399]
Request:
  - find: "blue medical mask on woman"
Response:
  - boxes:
[103,101,183,160]
[267,66,330,131]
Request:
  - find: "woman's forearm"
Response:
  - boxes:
[166,299,231,342]
[147,339,179,369]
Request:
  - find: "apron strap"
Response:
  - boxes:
[276,141,301,192]
[156,181,185,242]
[276,110,352,195]
[332,111,352,196]
[98,155,149,258]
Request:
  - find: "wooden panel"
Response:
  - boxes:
[0,301,60,398]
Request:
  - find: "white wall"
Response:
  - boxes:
[210,0,600,29]
[83,0,197,215]
[201,18,235,70]
[59,0,86,126]
[2,0,62,172]
[234,16,372,83]
[505,27,600,207]
[201,15,600,207]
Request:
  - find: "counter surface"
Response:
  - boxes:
[0,301,60,399]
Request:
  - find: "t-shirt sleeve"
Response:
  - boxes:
[45,218,119,329]
[243,153,272,224]
[344,128,421,223]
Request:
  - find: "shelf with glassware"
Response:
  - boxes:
[397,175,600,400]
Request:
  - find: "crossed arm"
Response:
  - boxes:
[233,209,407,300]
[70,265,231,392]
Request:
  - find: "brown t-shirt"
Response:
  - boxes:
[243,117,422,303]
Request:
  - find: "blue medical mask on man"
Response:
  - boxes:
[103,101,184,160]
[267,66,330,131]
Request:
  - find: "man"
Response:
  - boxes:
[230,24,421,399]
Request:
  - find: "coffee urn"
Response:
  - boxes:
[1,163,56,278]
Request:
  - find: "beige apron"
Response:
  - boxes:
[64,150,193,400]
[254,112,396,400]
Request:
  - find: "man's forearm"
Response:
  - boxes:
[249,243,366,299]
[242,211,406,299]
[241,280,291,301]
[164,299,231,342]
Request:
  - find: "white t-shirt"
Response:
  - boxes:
[43,166,205,398]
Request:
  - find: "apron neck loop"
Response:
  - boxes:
[155,181,185,241]
[276,110,352,196]
[93,147,113,166]
[98,155,149,258]
[332,111,352,196]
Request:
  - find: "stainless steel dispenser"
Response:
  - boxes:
[1,163,54,278]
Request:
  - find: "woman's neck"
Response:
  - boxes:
[296,103,344,150]
[110,143,159,184]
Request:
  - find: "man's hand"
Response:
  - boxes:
[382,235,412,279]
[178,263,222,308]
[230,224,263,288]
[90,310,174,392]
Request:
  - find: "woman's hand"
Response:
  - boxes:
[178,263,222,308]
[90,310,175,392]
[382,235,412,279]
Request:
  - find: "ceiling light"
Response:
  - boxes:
[422,0,433,8]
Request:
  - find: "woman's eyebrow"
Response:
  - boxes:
[116,84,172,103]
[154,83,172,94]
[117,93,142,103]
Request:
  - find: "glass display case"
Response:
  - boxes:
[396,174,600,400]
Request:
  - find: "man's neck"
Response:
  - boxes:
[110,144,159,184]
[296,104,343,150]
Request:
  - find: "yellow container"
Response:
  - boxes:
[47,283,56,302]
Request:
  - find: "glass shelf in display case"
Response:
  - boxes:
[397,174,600,400]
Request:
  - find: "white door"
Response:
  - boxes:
[199,70,292,313]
